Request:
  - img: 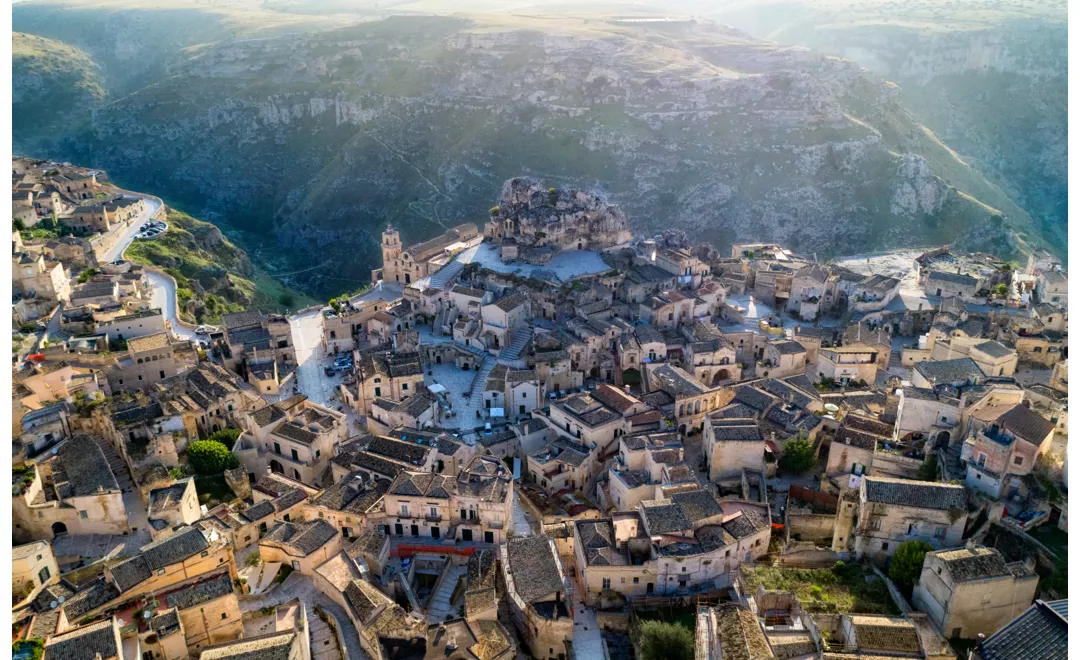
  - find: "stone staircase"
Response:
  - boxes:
[467,356,497,413]
[428,261,464,291]
[433,309,449,337]
[887,350,904,369]
[93,437,134,492]
[939,444,965,482]
[425,565,465,623]
[500,327,532,361]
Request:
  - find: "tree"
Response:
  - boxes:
[13,218,25,231]
[888,540,933,596]
[779,434,816,474]
[207,428,241,451]
[638,620,693,660]
[916,454,939,482]
[186,440,239,475]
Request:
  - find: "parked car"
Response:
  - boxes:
[324,366,337,376]
[195,326,209,335]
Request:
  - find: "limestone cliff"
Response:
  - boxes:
[12,5,1059,295]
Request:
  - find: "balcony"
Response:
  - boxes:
[425,513,443,522]
[488,521,504,530]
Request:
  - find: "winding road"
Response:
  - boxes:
[108,195,196,341]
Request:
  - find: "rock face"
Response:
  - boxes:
[11,8,1060,295]
[489,178,630,255]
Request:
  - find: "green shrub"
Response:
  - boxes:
[186,440,239,475]
[780,434,815,474]
[206,428,241,451]
[888,540,933,597]
[638,620,693,660]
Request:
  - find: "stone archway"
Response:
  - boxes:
[936,430,951,448]
[52,522,67,536]
[269,460,284,474]
[713,369,730,385]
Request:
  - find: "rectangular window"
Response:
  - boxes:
[934,526,946,539]
[291,449,299,461]
[602,578,611,589]
[633,577,639,584]
[38,566,50,583]
[908,524,918,536]
[78,510,88,519]
[274,442,281,455]
[1014,456,1024,466]
[400,504,409,517]
[374,387,381,397]
[402,383,409,391]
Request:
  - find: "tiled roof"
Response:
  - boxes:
[42,618,120,660]
[344,578,391,623]
[974,600,1067,660]
[999,404,1055,445]
[672,489,723,523]
[111,527,210,592]
[933,546,1014,582]
[165,572,234,610]
[850,615,921,653]
[914,357,984,385]
[640,500,692,535]
[973,340,1013,359]
[127,332,170,352]
[262,519,339,556]
[771,340,806,355]
[710,424,762,442]
[221,310,265,330]
[721,510,769,539]
[388,471,453,498]
[506,536,564,603]
[863,476,966,511]
[149,608,181,638]
[199,631,299,660]
[53,435,119,498]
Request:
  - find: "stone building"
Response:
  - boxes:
[912,544,1038,640]
[13,435,130,542]
[13,251,71,303]
[377,223,479,285]
[501,536,573,660]
[834,476,967,561]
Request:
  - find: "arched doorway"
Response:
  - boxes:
[269,460,284,474]
[622,368,641,387]
[713,369,730,385]
[52,522,67,536]
[935,430,951,448]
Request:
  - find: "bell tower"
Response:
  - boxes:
[382,225,402,282]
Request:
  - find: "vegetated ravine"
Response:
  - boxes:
[12,1,1066,297]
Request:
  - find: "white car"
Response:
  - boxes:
[195,326,209,335]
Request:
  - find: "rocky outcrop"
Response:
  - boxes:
[490,178,630,253]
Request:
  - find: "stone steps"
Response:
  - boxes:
[467,357,496,411]
[500,327,532,361]
[426,565,465,623]
[429,261,464,291]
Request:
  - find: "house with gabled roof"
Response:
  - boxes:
[13,435,130,542]
[835,476,967,561]
[912,544,1038,640]
[501,535,572,659]
[962,403,1056,499]
[259,518,342,575]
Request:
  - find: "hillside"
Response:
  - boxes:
[125,208,315,324]
[709,0,1068,254]
[12,2,1065,296]
[12,32,105,145]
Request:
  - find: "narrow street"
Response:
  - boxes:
[290,309,337,406]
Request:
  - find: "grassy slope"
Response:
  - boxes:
[12,32,106,135]
[125,208,315,324]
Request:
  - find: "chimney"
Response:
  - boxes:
[624,384,631,394]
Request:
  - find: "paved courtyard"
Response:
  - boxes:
[455,242,610,282]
